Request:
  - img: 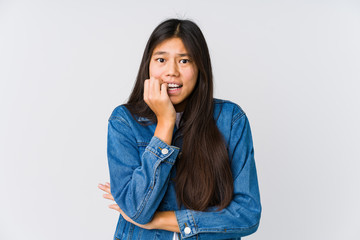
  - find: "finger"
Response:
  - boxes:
[109,203,121,212]
[98,184,111,194]
[143,79,150,103]
[98,183,108,190]
[160,83,169,98]
[150,77,160,98]
[103,193,115,201]
[105,182,110,187]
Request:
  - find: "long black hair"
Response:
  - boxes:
[125,19,233,211]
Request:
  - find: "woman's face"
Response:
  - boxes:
[149,37,198,112]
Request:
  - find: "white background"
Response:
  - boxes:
[1,0,359,239]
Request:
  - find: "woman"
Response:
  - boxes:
[98,18,261,240]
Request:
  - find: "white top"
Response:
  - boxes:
[173,232,179,240]
[175,112,183,128]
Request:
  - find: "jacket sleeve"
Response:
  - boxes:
[107,107,180,224]
[174,112,261,239]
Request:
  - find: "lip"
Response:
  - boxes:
[163,81,182,86]
[167,85,182,95]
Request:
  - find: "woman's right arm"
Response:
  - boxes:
[108,78,178,225]
[107,106,179,225]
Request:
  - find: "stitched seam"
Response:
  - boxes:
[128,223,135,239]
[190,211,197,232]
[136,228,143,240]
[132,151,166,220]
[231,111,245,126]
[146,147,161,159]
[145,147,177,165]
[195,222,259,233]
[163,160,175,165]
[137,142,148,146]
[132,173,155,220]
[109,116,131,128]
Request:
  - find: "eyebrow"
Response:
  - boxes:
[152,51,191,57]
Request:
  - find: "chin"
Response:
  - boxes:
[170,98,182,105]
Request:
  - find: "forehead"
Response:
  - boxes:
[152,37,188,54]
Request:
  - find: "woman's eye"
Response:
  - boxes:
[180,59,189,64]
[156,58,165,63]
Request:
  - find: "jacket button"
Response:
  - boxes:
[184,227,191,234]
[161,148,169,155]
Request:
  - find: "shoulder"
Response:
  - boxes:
[213,98,246,124]
[109,105,130,120]
[108,105,137,126]
[108,104,152,127]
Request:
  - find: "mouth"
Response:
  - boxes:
[167,83,183,91]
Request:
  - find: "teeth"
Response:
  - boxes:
[168,83,180,88]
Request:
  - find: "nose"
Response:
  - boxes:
[165,59,179,77]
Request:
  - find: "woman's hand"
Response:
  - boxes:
[98,182,155,230]
[144,77,176,123]
[144,77,176,145]
[98,182,180,233]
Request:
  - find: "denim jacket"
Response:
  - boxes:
[107,99,261,240]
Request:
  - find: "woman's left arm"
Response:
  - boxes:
[172,112,261,239]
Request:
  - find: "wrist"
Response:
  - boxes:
[150,211,162,230]
[157,115,176,126]
[154,118,175,145]
[152,211,180,232]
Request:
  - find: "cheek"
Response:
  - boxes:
[149,63,162,78]
[183,69,198,88]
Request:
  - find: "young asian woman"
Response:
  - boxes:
[98,18,261,240]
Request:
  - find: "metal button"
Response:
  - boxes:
[161,148,169,154]
[184,227,191,234]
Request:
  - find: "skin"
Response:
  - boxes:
[148,37,198,113]
[145,37,198,145]
[99,37,199,233]
[98,183,179,232]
